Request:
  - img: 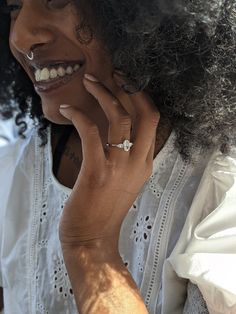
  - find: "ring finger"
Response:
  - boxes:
[83,75,132,160]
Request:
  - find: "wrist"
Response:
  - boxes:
[61,238,122,266]
[60,240,147,314]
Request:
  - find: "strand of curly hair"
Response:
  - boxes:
[0,0,235,160]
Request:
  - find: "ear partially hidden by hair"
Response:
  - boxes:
[75,23,94,45]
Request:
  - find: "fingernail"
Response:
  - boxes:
[59,105,72,119]
[60,104,71,109]
[84,73,99,82]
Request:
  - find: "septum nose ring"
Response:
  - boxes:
[26,51,34,61]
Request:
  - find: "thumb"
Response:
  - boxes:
[59,104,105,167]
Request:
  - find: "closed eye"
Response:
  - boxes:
[46,0,72,10]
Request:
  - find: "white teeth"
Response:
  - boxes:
[50,68,58,79]
[40,68,50,81]
[66,66,73,75]
[74,64,80,71]
[57,67,66,77]
[35,64,81,82]
[35,69,41,82]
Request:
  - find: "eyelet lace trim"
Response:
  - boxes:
[131,215,154,244]
[51,254,74,302]
[34,130,76,313]
[144,159,189,309]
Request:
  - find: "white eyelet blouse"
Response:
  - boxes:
[0,125,235,314]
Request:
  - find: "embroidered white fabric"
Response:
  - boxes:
[0,125,214,313]
[164,147,236,314]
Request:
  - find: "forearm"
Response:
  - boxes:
[62,245,148,314]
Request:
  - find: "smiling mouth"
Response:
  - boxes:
[31,60,84,93]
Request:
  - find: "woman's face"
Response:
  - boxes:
[8,0,115,125]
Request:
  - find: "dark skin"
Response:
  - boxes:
[51,116,171,189]
[5,0,172,312]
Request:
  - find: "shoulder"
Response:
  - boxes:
[0,127,39,217]
[172,147,236,244]
[167,147,236,313]
[197,147,236,216]
[0,127,38,178]
[204,147,236,180]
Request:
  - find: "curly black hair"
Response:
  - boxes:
[0,0,235,159]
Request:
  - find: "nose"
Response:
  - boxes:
[10,3,55,57]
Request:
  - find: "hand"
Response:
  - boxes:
[58,73,160,252]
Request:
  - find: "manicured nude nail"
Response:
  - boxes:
[84,74,99,82]
[60,104,71,109]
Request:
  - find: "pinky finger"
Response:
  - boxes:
[59,105,106,167]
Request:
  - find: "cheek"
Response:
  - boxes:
[9,32,16,58]
[79,35,113,77]
[39,77,97,123]
[9,22,19,57]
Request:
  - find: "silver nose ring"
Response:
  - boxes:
[26,51,34,61]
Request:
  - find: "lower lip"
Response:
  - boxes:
[34,66,84,94]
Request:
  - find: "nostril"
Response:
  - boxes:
[11,21,55,57]
[31,43,45,51]
[26,43,45,59]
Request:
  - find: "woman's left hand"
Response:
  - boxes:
[58,73,160,252]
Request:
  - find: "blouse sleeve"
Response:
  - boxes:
[167,148,236,314]
[0,144,18,286]
[0,135,32,287]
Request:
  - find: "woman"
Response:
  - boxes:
[0,0,235,313]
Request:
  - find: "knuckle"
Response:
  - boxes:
[111,97,120,107]
[85,123,99,136]
[148,111,160,127]
[118,114,132,129]
[136,110,160,127]
[110,113,131,131]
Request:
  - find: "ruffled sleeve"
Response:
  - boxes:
[163,148,236,314]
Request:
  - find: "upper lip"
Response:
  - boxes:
[30,59,84,70]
